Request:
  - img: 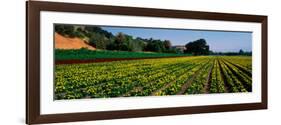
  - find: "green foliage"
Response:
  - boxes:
[84,26,114,38]
[210,59,225,93]
[55,49,191,60]
[55,25,76,38]
[155,57,209,95]
[55,57,207,99]
[89,33,109,49]
[163,40,172,49]
[184,39,210,55]
[145,39,166,52]
[211,49,252,56]
[185,61,212,94]
[55,56,252,99]
[55,24,188,54]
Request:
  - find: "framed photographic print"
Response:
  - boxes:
[26,1,268,124]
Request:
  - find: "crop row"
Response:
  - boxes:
[223,56,252,72]
[221,60,252,92]
[209,59,225,93]
[55,56,253,99]
[55,57,207,99]
[147,58,210,96]
[184,59,213,94]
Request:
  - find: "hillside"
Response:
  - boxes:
[55,32,96,50]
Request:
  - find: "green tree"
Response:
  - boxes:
[89,33,109,49]
[163,40,172,50]
[55,25,76,37]
[184,39,210,55]
[114,32,127,50]
[239,49,244,55]
[129,39,145,52]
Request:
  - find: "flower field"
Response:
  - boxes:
[55,56,252,100]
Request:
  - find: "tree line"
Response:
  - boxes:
[55,25,182,53]
[210,49,252,56]
[55,24,250,56]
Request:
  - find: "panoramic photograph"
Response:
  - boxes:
[54,24,252,100]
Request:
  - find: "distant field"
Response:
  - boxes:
[55,56,252,100]
[55,49,191,61]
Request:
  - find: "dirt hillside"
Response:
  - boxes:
[55,33,96,50]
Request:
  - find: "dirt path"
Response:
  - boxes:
[222,59,252,77]
[150,65,197,96]
[150,73,185,96]
[218,59,230,93]
[221,60,252,92]
[120,63,189,97]
[202,60,215,93]
[150,79,178,96]
[176,61,210,95]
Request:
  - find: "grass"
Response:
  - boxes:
[55,49,191,60]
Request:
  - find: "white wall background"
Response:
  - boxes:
[0,0,280,124]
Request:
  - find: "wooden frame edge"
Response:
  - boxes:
[26,1,268,124]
